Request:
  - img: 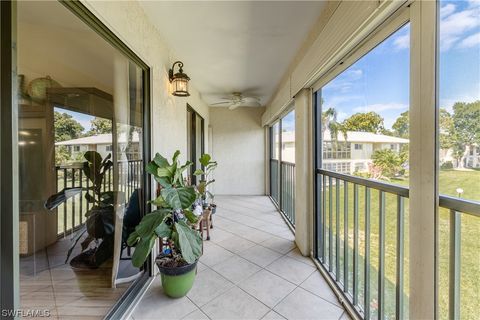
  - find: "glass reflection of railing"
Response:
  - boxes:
[55,160,143,237]
[316,169,480,320]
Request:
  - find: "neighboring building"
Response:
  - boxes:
[55,132,142,162]
[281,130,409,174]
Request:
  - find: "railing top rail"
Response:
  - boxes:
[56,159,142,169]
[318,168,480,218]
[317,168,409,197]
[439,195,480,217]
[280,161,296,166]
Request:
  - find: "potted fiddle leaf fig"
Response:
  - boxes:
[194,154,217,212]
[45,151,116,269]
[127,151,202,298]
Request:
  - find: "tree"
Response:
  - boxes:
[392,111,409,138]
[341,112,385,134]
[54,111,84,142]
[451,100,480,168]
[321,107,346,141]
[371,148,403,178]
[86,117,112,136]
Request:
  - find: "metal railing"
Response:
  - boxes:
[55,160,142,237]
[270,159,296,227]
[280,161,295,226]
[315,168,480,320]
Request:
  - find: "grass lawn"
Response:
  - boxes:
[321,169,479,320]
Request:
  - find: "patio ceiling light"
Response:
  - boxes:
[169,61,190,97]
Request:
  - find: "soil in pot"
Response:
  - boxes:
[156,257,197,298]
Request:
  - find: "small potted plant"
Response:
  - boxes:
[127,151,202,298]
[194,154,217,212]
[45,151,116,269]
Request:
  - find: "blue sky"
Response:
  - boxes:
[319,0,480,130]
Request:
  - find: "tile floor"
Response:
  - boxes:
[131,196,348,320]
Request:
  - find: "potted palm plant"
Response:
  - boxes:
[127,151,203,298]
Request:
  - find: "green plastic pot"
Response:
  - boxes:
[157,260,197,298]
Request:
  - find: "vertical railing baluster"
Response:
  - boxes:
[329,176,333,271]
[72,168,76,234]
[63,168,67,236]
[322,174,327,262]
[344,180,349,292]
[364,187,371,319]
[336,178,340,279]
[396,195,404,320]
[79,170,83,225]
[86,172,90,212]
[378,191,386,320]
[353,184,359,305]
[449,209,461,320]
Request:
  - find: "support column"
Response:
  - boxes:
[294,88,313,256]
[409,1,437,319]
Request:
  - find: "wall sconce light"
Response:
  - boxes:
[169,61,190,97]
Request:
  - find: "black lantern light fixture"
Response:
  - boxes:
[169,61,190,97]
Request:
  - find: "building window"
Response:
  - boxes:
[390,144,396,150]
[354,143,363,150]
[106,145,112,152]
[323,162,351,174]
[73,145,80,152]
[323,142,351,159]
[354,163,365,172]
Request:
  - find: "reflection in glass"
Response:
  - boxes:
[17,1,145,316]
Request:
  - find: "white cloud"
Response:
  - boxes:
[440,5,480,51]
[459,31,480,48]
[440,3,456,19]
[353,103,409,113]
[393,34,409,50]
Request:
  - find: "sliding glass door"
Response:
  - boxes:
[10,1,151,318]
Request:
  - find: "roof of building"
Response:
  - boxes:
[55,132,140,146]
[281,130,409,144]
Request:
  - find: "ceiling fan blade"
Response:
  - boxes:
[228,103,241,110]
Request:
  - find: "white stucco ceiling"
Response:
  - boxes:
[139,1,326,107]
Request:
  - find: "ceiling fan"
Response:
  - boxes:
[209,92,261,110]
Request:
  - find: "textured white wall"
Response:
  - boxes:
[210,107,265,195]
[82,0,210,164]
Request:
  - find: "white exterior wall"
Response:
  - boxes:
[209,107,265,195]
[82,1,210,165]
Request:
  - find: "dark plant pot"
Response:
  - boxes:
[70,249,99,270]
[156,259,197,298]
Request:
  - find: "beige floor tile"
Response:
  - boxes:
[266,256,315,285]
[239,269,296,308]
[199,242,235,267]
[182,309,210,320]
[217,234,256,253]
[132,278,197,320]
[286,248,315,266]
[187,268,234,306]
[300,271,341,307]
[261,237,296,254]
[262,310,287,320]
[202,287,269,320]
[212,255,261,284]
[274,287,344,320]
[238,244,282,268]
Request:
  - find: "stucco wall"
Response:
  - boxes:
[210,107,265,195]
[82,1,210,164]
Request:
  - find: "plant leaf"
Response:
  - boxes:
[199,154,211,167]
[172,150,181,164]
[134,209,170,238]
[131,235,156,268]
[193,169,204,176]
[175,220,202,264]
[184,209,198,224]
[127,230,140,246]
[155,221,172,238]
[152,153,169,168]
[161,186,196,210]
